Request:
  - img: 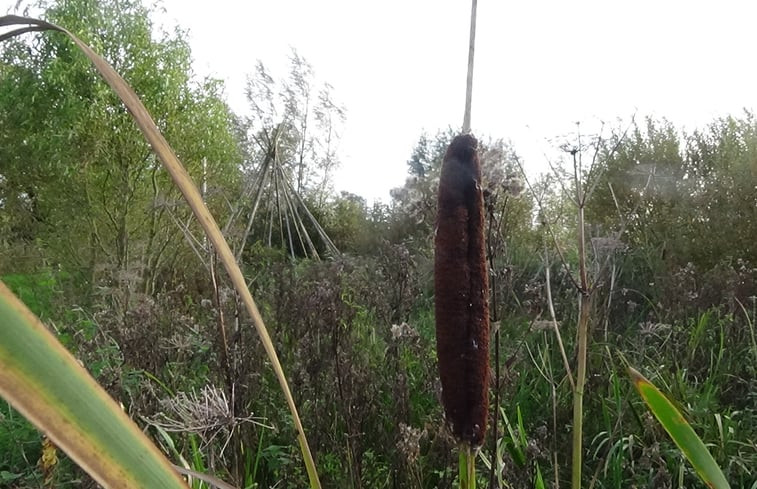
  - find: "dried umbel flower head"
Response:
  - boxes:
[434,133,490,447]
[396,422,424,465]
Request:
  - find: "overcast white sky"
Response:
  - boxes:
[7,1,757,202]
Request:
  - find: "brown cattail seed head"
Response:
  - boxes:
[434,133,490,447]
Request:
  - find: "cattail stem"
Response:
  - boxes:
[459,444,477,489]
[435,134,490,448]
[463,0,478,133]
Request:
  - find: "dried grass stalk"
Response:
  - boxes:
[434,134,490,447]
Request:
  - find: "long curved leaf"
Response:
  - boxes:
[628,367,730,489]
[0,282,189,489]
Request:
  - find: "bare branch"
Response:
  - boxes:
[544,245,575,390]
[513,155,582,292]
[583,114,636,204]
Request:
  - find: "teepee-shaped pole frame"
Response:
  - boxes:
[241,123,339,261]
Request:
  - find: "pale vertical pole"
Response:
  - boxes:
[462,0,478,133]
[201,157,208,249]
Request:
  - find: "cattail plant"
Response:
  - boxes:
[435,133,490,486]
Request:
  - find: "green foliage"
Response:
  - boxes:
[0,0,241,292]
[588,116,757,313]
[1,270,59,318]
[0,403,46,486]
[321,191,382,254]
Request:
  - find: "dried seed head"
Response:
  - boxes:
[434,133,490,447]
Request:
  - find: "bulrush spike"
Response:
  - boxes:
[434,133,490,447]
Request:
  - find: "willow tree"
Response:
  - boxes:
[0,0,241,293]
